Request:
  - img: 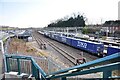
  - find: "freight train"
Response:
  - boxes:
[40,31,120,56]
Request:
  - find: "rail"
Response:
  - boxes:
[36,31,76,66]
[32,32,46,49]
[5,52,120,80]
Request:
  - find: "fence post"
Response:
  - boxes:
[37,68,40,80]
[46,78,50,80]
[61,77,67,80]
[6,57,10,72]
[41,75,46,80]
[31,60,40,80]
[31,60,35,76]
[103,70,112,78]
[17,58,20,75]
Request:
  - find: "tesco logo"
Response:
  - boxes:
[77,41,87,48]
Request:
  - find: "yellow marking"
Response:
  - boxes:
[37,50,48,57]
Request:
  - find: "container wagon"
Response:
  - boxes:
[71,38,104,55]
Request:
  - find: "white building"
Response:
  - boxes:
[118,1,120,20]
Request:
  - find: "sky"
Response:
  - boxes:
[0,0,119,28]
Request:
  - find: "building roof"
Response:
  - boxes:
[103,20,120,27]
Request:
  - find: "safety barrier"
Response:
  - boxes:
[5,54,47,80]
[47,52,120,80]
[5,52,120,80]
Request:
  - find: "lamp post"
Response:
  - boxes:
[0,40,7,72]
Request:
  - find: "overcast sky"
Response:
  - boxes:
[0,0,119,28]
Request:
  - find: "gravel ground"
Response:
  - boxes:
[32,36,70,69]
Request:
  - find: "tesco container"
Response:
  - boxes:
[71,38,104,54]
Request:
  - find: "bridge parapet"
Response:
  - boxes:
[5,54,47,80]
[4,52,120,80]
[47,52,120,79]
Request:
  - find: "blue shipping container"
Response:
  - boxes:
[66,37,72,45]
[71,38,104,54]
[107,46,120,56]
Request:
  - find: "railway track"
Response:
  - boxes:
[32,31,77,66]
[44,39,76,66]
[32,32,46,49]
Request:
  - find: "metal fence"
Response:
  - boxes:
[5,52,120,80]
[46,52,120,80]
[5,54,62,80]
